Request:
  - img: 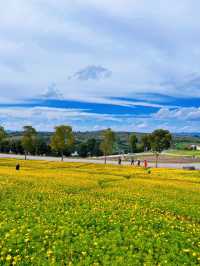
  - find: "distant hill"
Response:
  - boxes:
[8,130,147,144]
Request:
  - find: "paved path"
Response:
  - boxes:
[0,153,200,169]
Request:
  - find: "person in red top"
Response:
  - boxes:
[144,160,148,168]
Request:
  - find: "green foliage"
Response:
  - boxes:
[149,129,172,167]
[86,138,102,156]
[77,138,102,158]
[78,143,88,158]
[150,129,172,153]
[129,134,138,153]
[0,126,6,143]
[51,125,74,160]
[35,137,51,156]
[9,139,24,154]
[141,134,151,151]
[21,126,37,159]
[100,129,116,163]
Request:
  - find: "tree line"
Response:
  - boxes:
[99,128,172,167]
[0,125,172,166]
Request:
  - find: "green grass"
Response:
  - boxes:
[166,149,200,157]
[0,159,200,265]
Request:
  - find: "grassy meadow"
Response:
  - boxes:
[165,149,200,158]
[0,159,200,265]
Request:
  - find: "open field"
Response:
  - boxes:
[1,159,200,265]
[165,149,200,158]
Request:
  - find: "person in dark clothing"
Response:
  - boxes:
[131,158,134,165]
[16,164,20,171]
[118,157,122,165]
[137,160,141,167]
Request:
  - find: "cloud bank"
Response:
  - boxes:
[0,1,200,131]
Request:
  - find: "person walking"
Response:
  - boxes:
[118,157,122,165]
[131,158,134,165]
[144,160,148,168]
[137,160,141,167]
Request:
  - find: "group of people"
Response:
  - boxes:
[118,157,148,168]
[15,158,148,170]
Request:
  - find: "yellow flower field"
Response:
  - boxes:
[0,159,200,265]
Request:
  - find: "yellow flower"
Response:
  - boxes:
[47,250,53,257]
[6,254,12,261]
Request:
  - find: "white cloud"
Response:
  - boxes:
[0,105,199,133]
[41,84,63,99]
[154,107,200,121]
[0,106,123,131]
[1,0,200,102]
[0,0,200,134]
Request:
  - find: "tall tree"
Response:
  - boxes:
[141,134,151,152]
[10,139,24,155]
[100,128,116,164]
[86,138,102,157]
[0,126,6,140]
[21,126,37,160]
[78,142,88,158]
[35,137,49,156]
[129,134,138,153]
[149,129,172,167]
[0,126,7,152]
[50,125,74,161]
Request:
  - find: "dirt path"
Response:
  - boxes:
[0,153,200,169]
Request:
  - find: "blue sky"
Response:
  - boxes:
[1,0,200,132]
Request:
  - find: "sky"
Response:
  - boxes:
[1,0,200,132]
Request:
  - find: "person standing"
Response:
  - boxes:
[16,164,20,171]
[144,160,148,168]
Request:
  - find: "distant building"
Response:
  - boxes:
[189,144,200,151]
[71,151,79,157]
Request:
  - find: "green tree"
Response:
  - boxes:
[10,139,24,155]
[35,137,49,156]
[86,138,102,157]
[78,142,88,158]
[51,125,74,161]
[86,138,96,156]
[0,126,7,152]
[141,134,151,151]
[149,129,172,167]
[129,134,138,153]
[100,128,116,164]
[0,126,6,141]
[21,126,37,160]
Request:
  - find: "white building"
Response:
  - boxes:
[189,144,200,151]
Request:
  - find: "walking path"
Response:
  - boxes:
[0,153,200,169]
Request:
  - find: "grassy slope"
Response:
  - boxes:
[0,159,200,265]
[165,149,200,157]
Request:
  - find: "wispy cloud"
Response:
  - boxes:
[41,84,63,99]
[155,107,200,121]
[1,1,200,132]
[0,106,123,131]
[69,65,112,81]
[0,104,199,133]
